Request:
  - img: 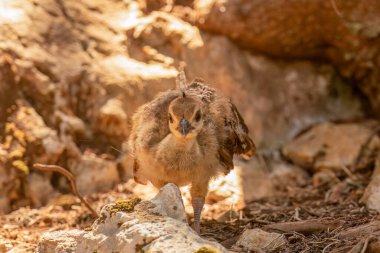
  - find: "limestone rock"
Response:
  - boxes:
[148,183,187,222]
[193,0,380,113]
[37,183,228,253]
[282,122,377,172]
[235,228,287,252]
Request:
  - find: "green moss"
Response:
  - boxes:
[84,226,93,232]
[194,246,217,253]
[110,198,141,213]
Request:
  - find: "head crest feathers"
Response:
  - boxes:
[176,62,187,96]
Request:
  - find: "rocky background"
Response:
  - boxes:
[1,0,380,252]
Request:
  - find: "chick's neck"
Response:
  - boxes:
[170,133,198,150]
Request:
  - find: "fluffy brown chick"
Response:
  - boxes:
[128,69,255,233]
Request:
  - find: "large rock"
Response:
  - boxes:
[193,0,380,113]
[282,122,378,172]
[37,183,228,253]
[193,0,380,59]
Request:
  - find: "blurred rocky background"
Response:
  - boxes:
[1,0,380,252]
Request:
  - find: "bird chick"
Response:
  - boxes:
[128,69,255,233]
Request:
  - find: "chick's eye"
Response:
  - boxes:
[195,110,201,122]
[168,114,173,123]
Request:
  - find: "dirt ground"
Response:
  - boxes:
[0,170,378,253]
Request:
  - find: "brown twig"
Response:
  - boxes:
[360,236,374,253]
[347,236,375,253]
[341,166,358,181]
[243,218,271,225]
[301,208,322,217]
[33,163,99,218]
[294,207,302,221]
[322,241,340,253]
[263,220,341,235]
[348,240,365,253]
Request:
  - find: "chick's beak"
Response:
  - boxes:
[180,118,190,137]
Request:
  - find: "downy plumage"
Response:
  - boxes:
[128,68,255,233]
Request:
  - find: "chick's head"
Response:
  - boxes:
[168,95,204,139]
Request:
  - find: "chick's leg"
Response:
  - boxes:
[191,196,205,234]
[190,180,209,234]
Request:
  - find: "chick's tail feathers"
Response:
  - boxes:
[231,103,256,159]
[239,135,256,160]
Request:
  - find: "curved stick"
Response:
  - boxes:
[33,163,99,218]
